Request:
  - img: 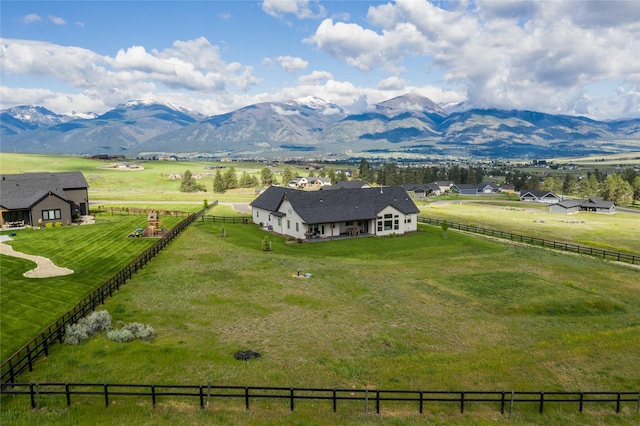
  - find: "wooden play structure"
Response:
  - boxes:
[128,211,170,238]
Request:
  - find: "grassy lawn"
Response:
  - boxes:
[0,213,184,359]
[420,199,640,254]
[2,220,638,425]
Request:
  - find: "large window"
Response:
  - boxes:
[42,209,61,220]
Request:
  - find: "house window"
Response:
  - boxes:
[384,220,393,231]
[384,213,392,219]
[277,218,281,226]
[287,220,290,229]
[257,211,260,217]
[296,223,299,232]
[377,221,382,232]
[42,209,61,220]
[394,219,399,230]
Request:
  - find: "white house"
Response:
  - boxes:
[250,185,420,240]
[520,190,561,204]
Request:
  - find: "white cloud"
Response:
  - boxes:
[21,14,41,24]
[262,0,326,19]
[305,0,640,119]
[48,15,67,25]
[276,55,308,73]
[298,70,333,85]
[377,76,405,91]
[0,37,260,115]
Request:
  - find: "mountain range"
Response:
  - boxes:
[1,93,639,160]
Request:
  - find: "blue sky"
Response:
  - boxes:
[1,1,639,120]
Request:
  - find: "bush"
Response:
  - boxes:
[124,322,155,341]
[107,328,135,343]
[87,310,112,333]
[64,323,89,345]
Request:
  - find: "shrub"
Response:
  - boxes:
[55,222,63,227]
[86,310,112,333]
[124,323,155,341]
[261,236,272,251]
[107,328,135,343]
[45,222,53,229]
[64,323,89,345]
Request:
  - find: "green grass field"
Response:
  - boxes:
[2,218,639,425]
[0,213,184,359]
[1,154,639,424]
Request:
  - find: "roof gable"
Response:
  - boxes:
[252,185,419,224]
[0,172,88,209]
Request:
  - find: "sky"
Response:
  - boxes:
[1,0,639,120]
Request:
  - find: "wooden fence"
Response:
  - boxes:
[0,205,212,385]
[417,217,639,265]
[96,206,191,218]
[2,382,638,416]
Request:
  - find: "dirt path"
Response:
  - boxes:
[0,240,74,278]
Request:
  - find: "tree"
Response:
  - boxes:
[213,169,225,192]
[358,158,372,183]
[327,168,336,184]
[180,170,206,193]
[223,166,238,190]
[441,220,449,239]
[239,171,257,188]
[260,167,274,186]
[579,173,600,198]
[281,167,294,186]
[562,173,578,196]
[543,176,562,194]
[633,176,640,203]
[601,174,633,206]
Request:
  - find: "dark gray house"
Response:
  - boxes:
[549,197,615,214]
[251,185,420,240]
[1,172,89,228]
[519,189,561,204]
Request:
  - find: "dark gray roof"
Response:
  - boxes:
[0,172,88,209]
[251,185,420,224]
[520,189,558,198]
[554,197,615,209]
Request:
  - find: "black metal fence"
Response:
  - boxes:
[1,205,211,385]
[418,217,639,265]
[2,382,638,416]
[201,215,250,224]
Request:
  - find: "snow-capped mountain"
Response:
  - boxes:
[1,93,639,159]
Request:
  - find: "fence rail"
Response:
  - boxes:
[201,215,250,224]
[418,217,639,265]
[1,382,638,416]
[1,204,214,385]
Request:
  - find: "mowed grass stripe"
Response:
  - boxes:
[1,214,184,359]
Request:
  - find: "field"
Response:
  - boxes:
[1,154,640,424]
[2,214,640,424]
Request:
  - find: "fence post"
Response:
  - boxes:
[376,390,380,415]
[245,387,249,410]
[104,383,109,407]
[333,388,337,412]
[65,383,71,406]
[616,392,621,413]
[501,391,505,414]
[29,383,35,409]
[419,390,423,414]
[290,388,294,411]
[539,392,544,414]
[460,391,465,413]
[151,385,156,407]
[199,385,204,409]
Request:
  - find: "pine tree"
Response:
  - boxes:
[213,169,225,192]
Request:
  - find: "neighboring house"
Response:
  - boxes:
[549,197,616,214]
[433,181,456,193]
[321,180,370,190]
[498,183,516,194]
[403,183,442,199]
[250,185,420,240]
[0,172,89,228]
[288,176,309,188]
[519,190,561,204]
[453,182,500,195]
[308,177,331,187]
